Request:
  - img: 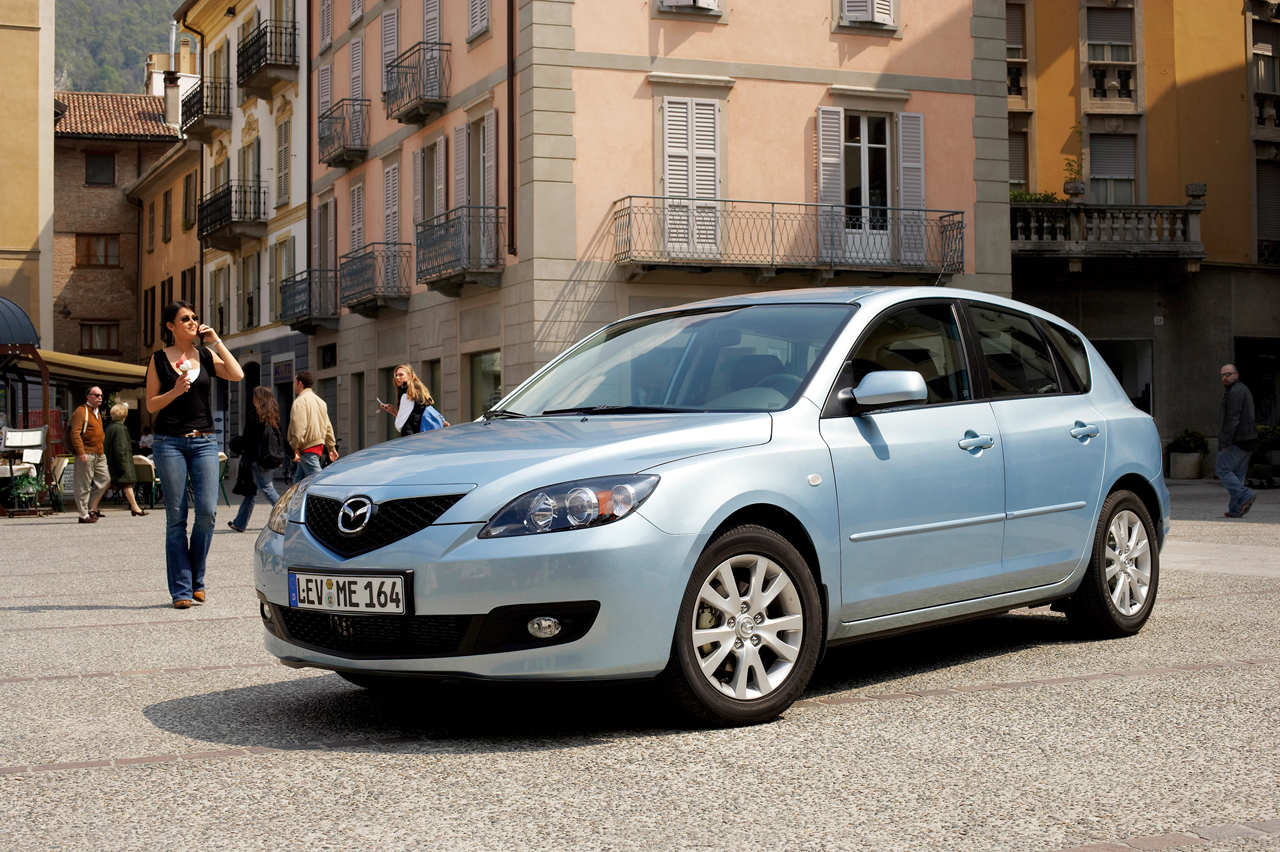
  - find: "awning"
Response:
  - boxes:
[8,349,147,387]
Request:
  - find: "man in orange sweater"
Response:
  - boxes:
[69,386,110,523]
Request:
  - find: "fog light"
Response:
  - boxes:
[527,616,562,639]
[259,602,273,622]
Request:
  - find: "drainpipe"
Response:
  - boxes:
[306,0,313,320]
[506,0,517,256]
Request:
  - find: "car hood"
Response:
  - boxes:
[307,413,773,520]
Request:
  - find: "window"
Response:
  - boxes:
[142,287,156,347]
[182,171,197,230]
[76,235,119,267]
[380,9,398,94]
[383,161,400,248]
[1009,132,1028,192]
[147,202,155,252]
[80,323,120,355]
[1043,322,1091,394]
[968,306,1060,398]
[661,97,719,255]
[470,350,501,420]
[840,0,892,26]
[662,0,719,11]
[242,252,259,330]
[320,0,333,48]
[1257,159,1280,264]
[1089,135,1136,204]
[276,119,291,207]
[1087,8,1133,62]
[161,276,174,308]
[349,38,364,142]
[350,182,365,249]
[468,0,489,39]
[1006,3,1025,59]
[1094,340,1152,413]
[422,359,442,403]
[320,343,338,370]
[841,304,971,406]
[351,0,363,25]
[1255,20,1280,93]
[162,190,173,242]
[844,113,890,220]
[85,153,115,185]
[351,371,366,451]
[181,265,198,303]
[268,236,294,321]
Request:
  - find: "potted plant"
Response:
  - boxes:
[9,472,41,510]
[1249,423,1278,488]
[1166,429,1209,479]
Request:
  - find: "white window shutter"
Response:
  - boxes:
[268,244,278,320]
[454,124,469,208]
[310,207,319,269]
[320,0,332,47]
[691,99,719,254]
[662,97,693,254]
[843,0,891,24]
[350,183,364,249]
[483,109,498,209]
[434,136,447,216]
[277,119,290,207]
[286,236,295,279]
[381,10,398,94]
[873,0,893,24]
[423,0,440,44]
[897,111,926,266]
[384,162,400,243]
[318,66,332,115]
[468,0,488,39]
[235,259,243,332]
[351,0,362,22]
[327,199,337,268]
[816,106,843,206]
[349,38,363,101]
[412,148,424,223]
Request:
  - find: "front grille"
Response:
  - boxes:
[306,494,464,558]
[277,607,474,657]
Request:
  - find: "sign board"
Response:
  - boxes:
[213,410,227,452]
[273,359,294,386]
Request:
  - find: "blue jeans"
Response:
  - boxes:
[1215,444,1256,515]
[152,435,219,602]
[293,451,323,483]
[231,461,280,530]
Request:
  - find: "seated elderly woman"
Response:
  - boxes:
[104,402,147,516]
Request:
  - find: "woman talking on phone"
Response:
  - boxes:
[145,301,244,609]
[378,364,448,436]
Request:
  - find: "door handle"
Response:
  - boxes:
[1070,422,1100,439]
[958,434,995,451]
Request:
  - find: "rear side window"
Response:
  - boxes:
[1043,322,1091,393]
[968,306,1060,397]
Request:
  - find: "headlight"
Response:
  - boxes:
[479,475,659,538]
[267,478,312,535]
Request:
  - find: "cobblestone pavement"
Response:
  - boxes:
[1,480,1277,851]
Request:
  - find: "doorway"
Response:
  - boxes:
[1093,339,1153,415]
[1235,337,1280,426]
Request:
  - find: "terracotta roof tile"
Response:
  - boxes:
[54,92,180,140]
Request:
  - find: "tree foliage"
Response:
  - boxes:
[55,0,175,94]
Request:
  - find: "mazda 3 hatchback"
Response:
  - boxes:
[256,287,1168,725]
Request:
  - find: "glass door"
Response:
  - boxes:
[843,114,891,265]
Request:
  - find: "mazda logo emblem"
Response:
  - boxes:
[337,496,374,535]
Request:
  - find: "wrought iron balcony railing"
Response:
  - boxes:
[1010,201,1205,260]
[415,207,506,286]
[386,42,451,124]
[279,269,340,331]
[180,79,231,136]
[339,243,412,309]
[198,181,268,240]
[318,99,369,166]
[612,197,965,273]
[237,20,298,92]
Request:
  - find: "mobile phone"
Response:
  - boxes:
[376,398,386,407]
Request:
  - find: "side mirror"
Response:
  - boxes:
[838,371,928,414]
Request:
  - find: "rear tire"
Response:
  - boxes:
[1066,490,1159,638]
[659,525,822,726]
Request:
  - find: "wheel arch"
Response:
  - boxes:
[1108,473,1163,546]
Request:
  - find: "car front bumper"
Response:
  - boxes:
[253,511,700,681]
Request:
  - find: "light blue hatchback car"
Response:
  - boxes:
[256,287,1168,725]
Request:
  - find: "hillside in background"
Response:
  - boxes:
[55,0,175,93]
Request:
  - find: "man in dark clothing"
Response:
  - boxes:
[1217,364,1258,518]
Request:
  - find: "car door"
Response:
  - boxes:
[820,300,1007,622]
[963,303,1107,589]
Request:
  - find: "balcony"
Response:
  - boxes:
[611,197,965,280]
[1010,193,1206,272]
[339,243,412,317]
[180,80,230,143]
[237,20,298,100]
[1255,91,1280,141]
[415,207,506,297]
[198,181,268,251]
[1086,62,1137,106]
[318,99,369,167]
[385,42,451,124]
[279,269,340,334]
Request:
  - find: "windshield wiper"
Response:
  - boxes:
[541,405,693,416]
[482,408,528,419]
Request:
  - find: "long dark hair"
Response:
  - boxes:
[160,300,196,346]
[252,386,280,428]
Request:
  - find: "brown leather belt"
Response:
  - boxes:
[178,430,215,438]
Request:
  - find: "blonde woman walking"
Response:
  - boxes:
[379,364,448,436]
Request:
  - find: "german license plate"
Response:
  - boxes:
[289,572,405,614]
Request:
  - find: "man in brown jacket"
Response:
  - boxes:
[69,386,111,523]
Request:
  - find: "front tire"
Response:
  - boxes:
[660,525,822,726]
[1067,490,1159,638]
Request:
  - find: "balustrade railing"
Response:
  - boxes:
[612,197,965,272]
[386,42,451,122]
[279,269,339,324]
[318,99,369,164]
[339,243,412,306]
[237,20,298,86]
[1010,202,1204,254]
[415,207,506,283]
[180,79,230,131]
[1256,92,1280,130]
[198,181,268,239]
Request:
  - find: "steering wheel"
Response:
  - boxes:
[755,373,803,396]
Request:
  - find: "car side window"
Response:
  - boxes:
[1043,321,1091,394]
[840,303,972,405]
[968,306,1060,397]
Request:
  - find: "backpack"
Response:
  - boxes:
[418,405,446,432]
[257,424,287,470]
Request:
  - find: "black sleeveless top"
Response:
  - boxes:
[153,346,215,436]
[398,390,427,437]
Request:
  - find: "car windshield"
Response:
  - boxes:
[500,304,855,416]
